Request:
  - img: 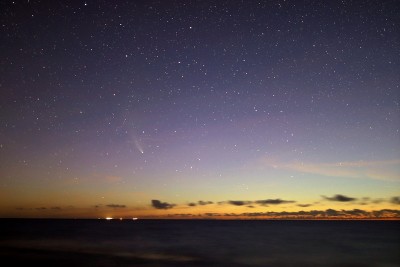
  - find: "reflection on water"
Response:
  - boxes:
[1,219,399,266]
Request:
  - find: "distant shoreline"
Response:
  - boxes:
[0,217,399,221]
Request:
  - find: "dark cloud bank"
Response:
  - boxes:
[150,195,400,218]
[172,209,400,219]
[153,195,400,211]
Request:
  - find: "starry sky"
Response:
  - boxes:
[1,0,399,219]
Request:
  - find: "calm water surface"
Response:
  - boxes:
[1,219,399,266]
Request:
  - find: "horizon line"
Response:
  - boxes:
[1,217,399,221]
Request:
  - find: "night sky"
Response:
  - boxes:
[1,0,399,219]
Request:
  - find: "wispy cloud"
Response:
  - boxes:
[106,204,126,208]
[297,204,312,207]
[263,158,400,181]
[198,200,213,205]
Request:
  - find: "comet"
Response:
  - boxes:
[134,139,144,154]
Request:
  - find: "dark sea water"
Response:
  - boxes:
[0,219,399,267]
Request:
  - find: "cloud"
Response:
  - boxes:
[151,200,175,209]
[204,213,220,217]
[345,209,368,216]
[228,200,252,206]
[323,194,356,202]
[198,200,213,205]
[106,204,126,208]
[255,199,295,205]
[371,198,384,204]
[188,200,213,207]
[199,209,400,219]
[372,209,400,217]
[325,209,339,216]
[169,213,195,217]
[262,158,400,181]
[222,199,295,206]
[390,197,400,205]
[297,204,312,207]
[51,206,61,210]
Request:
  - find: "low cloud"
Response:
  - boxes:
[325,209,339,216]
[297,204,312,207]
[198,200,213,205]
[204,213,220,217]
[390,197,400,205]
[199,209,400,219]
[372,209,400,217]
[323,194,356,202]
[27,206,71,211]
[372,198,384,204]
[255,199,295,205]
[228,200,252,206]
[169,213,195,217]
[188,200,213,207]
[222,199,295,206]
[345,209,368,216]
[106,204,126,208]
[182,209,400,220]
[151,200,175,209]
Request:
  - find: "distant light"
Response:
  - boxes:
[132,217,138,220]
[105,217,113,220]
[119,218,123,220]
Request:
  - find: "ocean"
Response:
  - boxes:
[1,219,399,266]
